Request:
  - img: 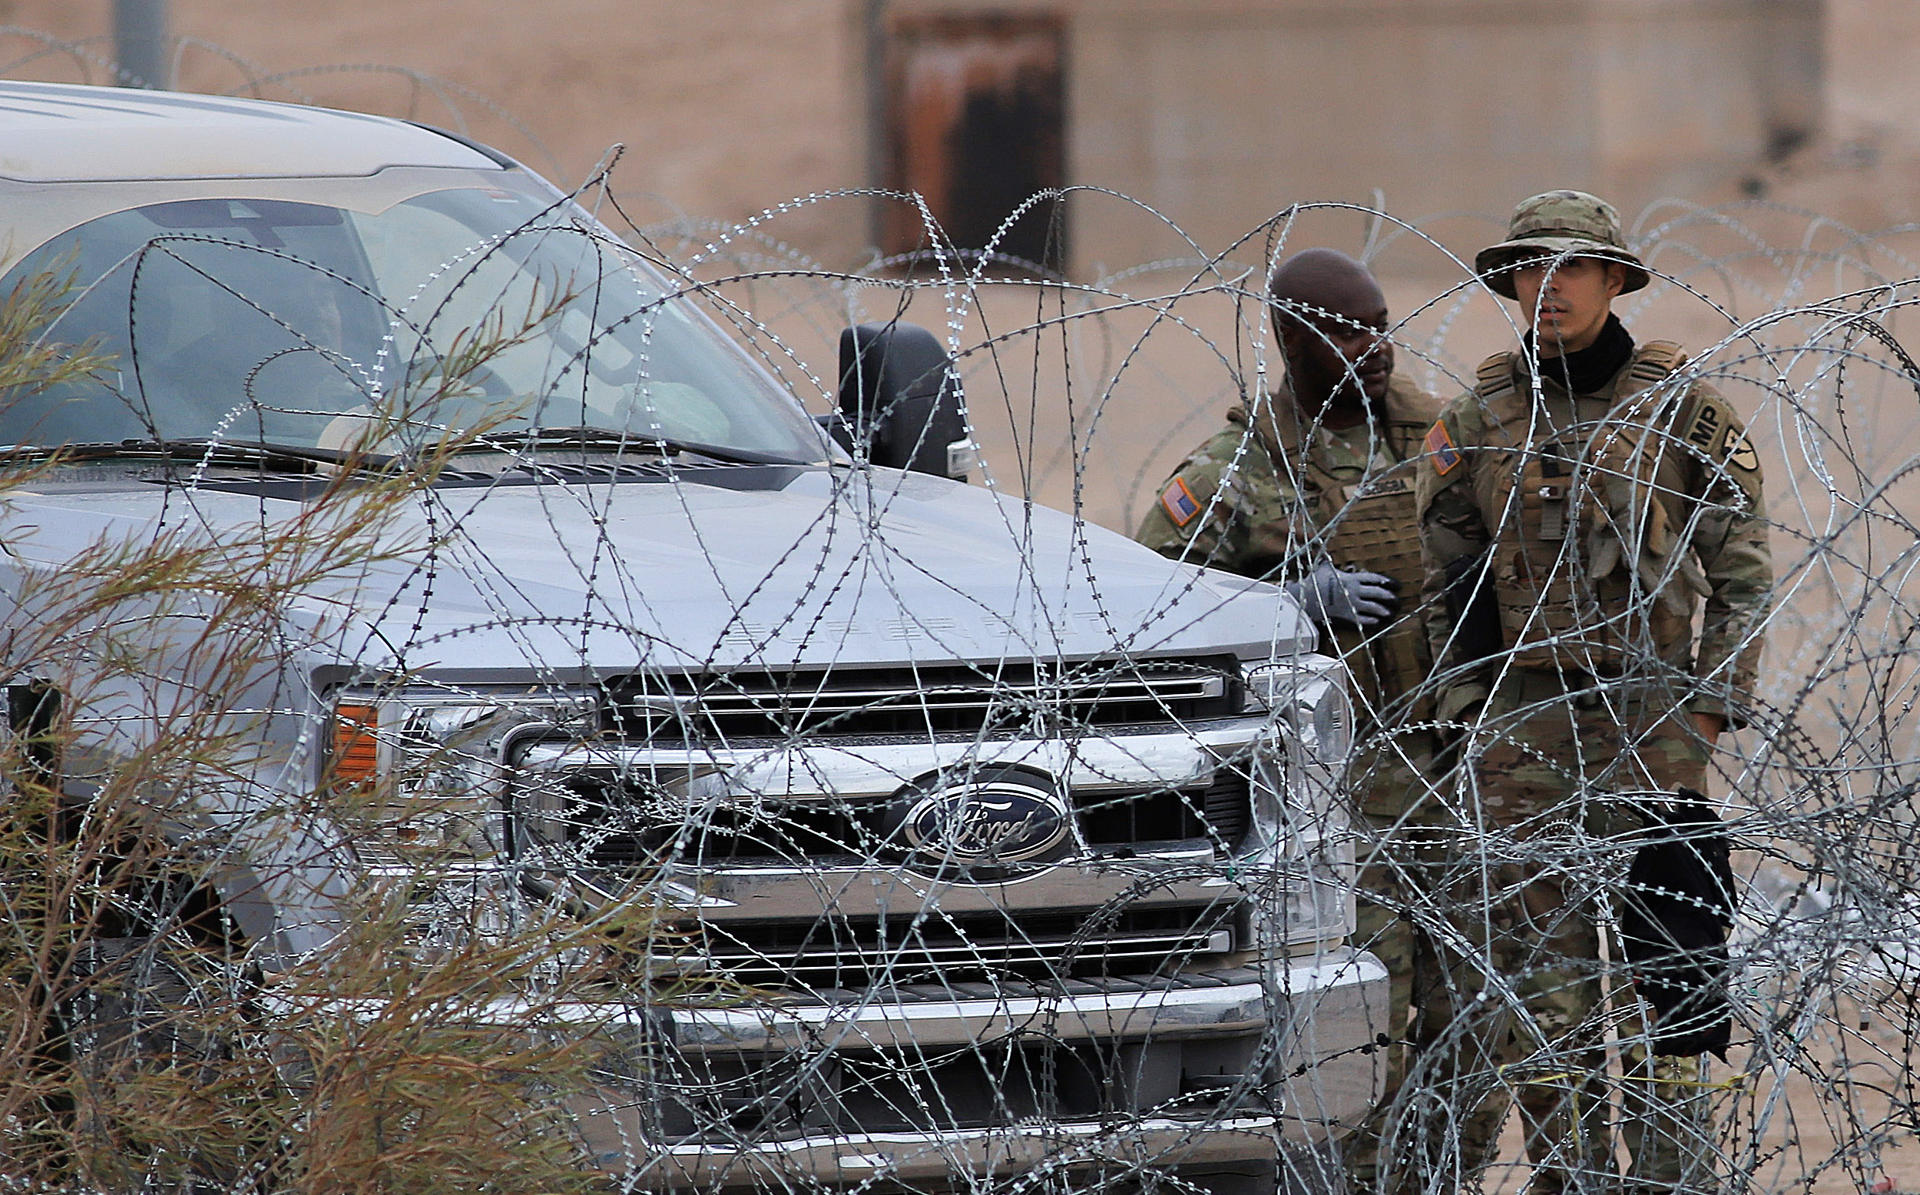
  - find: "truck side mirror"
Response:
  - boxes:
[827,321,974,481]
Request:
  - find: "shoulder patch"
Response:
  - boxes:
[1684,399,1724,452]
[1720,425,1760,474]
[1424,420,1461,476]
[1626,340,1685,388]
[1159,476,1202,527]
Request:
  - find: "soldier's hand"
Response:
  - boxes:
[1690,710,1727,743]
[1286,563,1400,630]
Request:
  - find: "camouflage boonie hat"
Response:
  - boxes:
[1474,189,1650,299]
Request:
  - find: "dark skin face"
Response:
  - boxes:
[1268,250,1393,429]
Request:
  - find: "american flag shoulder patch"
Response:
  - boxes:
[1160,477,1202,527]
[1425,420,1461,476]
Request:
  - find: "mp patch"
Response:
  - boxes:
[1687,400,1724,453]
[1159,477,1202,527]
[1425,420,1461,475]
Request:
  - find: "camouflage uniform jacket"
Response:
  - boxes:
[1414,342,1772,727]
[1136,375,1441,732]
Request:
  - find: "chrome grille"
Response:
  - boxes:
[1076,769,1252,852]
[688,903,1239,989]
[552,768,1252,867]
[602,657,1239,741]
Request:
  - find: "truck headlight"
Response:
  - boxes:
[1239,656,1358,948]
[329,686,596,868]
[1242,655,1352,766]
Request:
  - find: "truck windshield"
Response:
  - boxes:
[0,178,824,463]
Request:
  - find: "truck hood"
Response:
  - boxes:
[0,464,1312,676]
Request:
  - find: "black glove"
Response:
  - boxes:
[1441,547,1503,667]
[1285,563,1399,630]
[1616,787,1737,1060]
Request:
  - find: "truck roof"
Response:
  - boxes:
[0,80,502,182]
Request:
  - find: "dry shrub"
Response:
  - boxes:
[0,269,635,1193]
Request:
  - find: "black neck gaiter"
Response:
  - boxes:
[1526,314,1634,395]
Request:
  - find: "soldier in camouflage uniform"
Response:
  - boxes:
[1413,191,1772,1194]
[1137,248,1443,1194]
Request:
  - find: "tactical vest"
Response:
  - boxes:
[1472,343,1708,672]
[1302,416,1433,720]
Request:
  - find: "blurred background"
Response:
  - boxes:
[3,1,1914,281]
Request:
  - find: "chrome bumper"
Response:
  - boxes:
[608,1115,1288,1189]
[564,946,1387,1186]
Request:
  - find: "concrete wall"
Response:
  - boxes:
[1825,0,1920,142]
[0,0,875,260]
[3,0,1828,274]
[1790,0,1920,228]
[1064,0,1823,276]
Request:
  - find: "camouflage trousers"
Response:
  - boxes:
[1341,729,1449,1195]
[1409,669,1722,1195]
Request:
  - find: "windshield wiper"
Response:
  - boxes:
[9,439,396,473]
[463,426,804,466]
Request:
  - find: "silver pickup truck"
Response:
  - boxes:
[0,80,1385,1192]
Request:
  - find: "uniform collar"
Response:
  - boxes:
[1522,314,1635,395]
[1228,382,1401,475]
[1229,386,1314,468]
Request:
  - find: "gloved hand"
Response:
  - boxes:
[1284,562,1399,630]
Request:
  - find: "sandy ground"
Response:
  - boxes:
[1470,999,1920,1195]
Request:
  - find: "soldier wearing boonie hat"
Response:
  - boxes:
[1473,189,1652,299]
[1409,192,1773,1195]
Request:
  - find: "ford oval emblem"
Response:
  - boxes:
[891,768,1071,871]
